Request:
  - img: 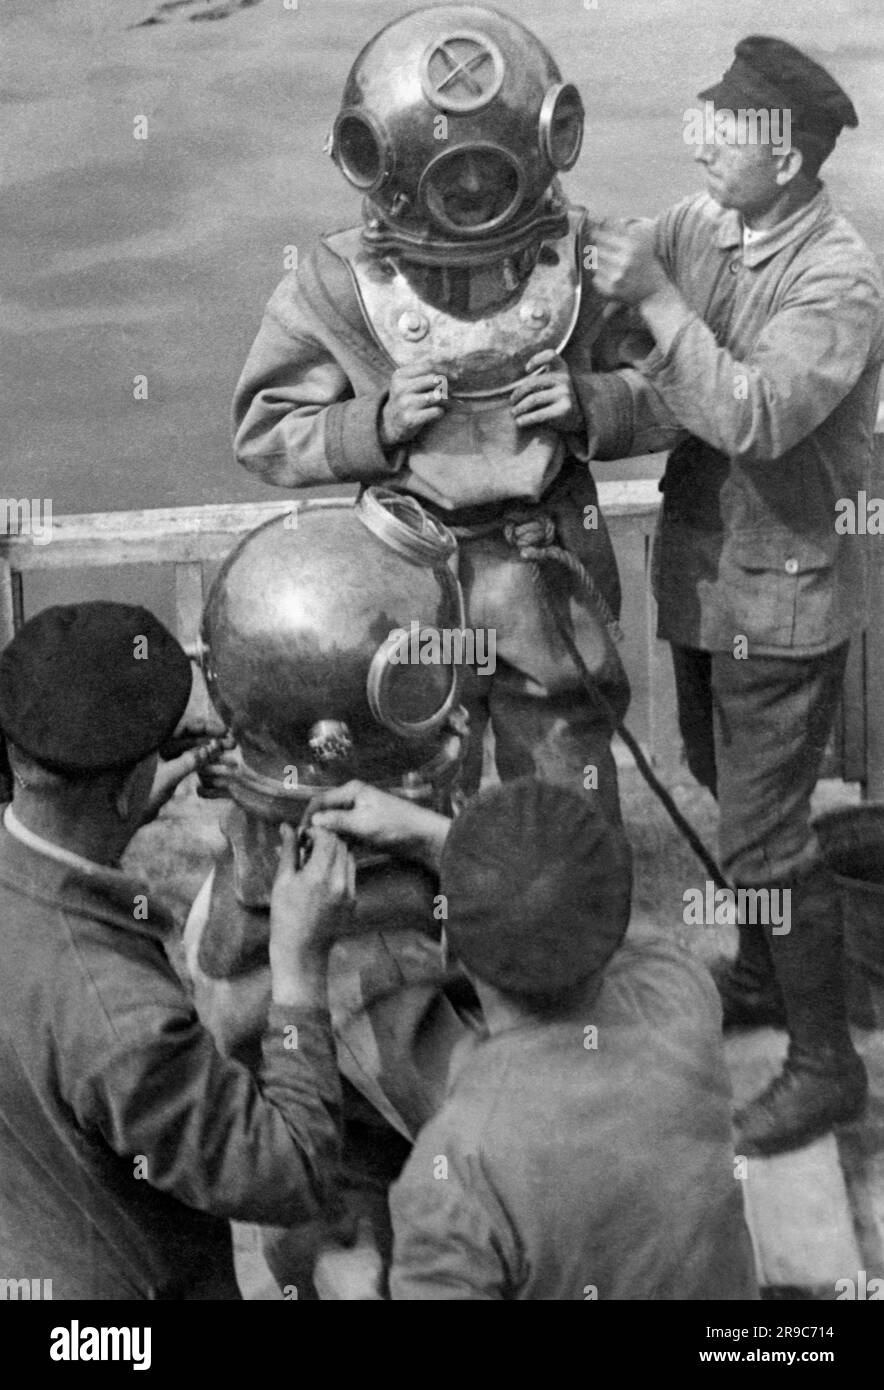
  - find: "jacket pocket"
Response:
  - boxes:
[725,532,837,649]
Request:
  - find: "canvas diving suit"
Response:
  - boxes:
[231,5,666,817]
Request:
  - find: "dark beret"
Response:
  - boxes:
[699,35,858,141]
[0,602,192,775]
[440,778,632,999]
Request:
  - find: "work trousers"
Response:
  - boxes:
[435,463,629,826]
[670,642,849,885]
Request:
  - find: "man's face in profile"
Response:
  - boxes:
[692,122,787,217]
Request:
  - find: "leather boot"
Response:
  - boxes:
[709,920,787,1030]
[711,905,873,1031]
[734,865,868,1157]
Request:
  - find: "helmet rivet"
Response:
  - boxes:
[520,300,550,328]
[399,310,430,341]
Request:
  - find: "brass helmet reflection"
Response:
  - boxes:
[200,490,468,820]
[330,5,584,265]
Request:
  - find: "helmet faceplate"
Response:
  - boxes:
[330,5,584,265]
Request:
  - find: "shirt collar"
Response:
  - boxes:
[0,806,165,934]
[3,803,120,879]
[716,186,830,266]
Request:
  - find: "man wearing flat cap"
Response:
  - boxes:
[309,777,757,1300]
[0,601,356,1299]
[586,36,884,1154]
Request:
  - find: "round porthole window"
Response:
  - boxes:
[332,109,391,192]
[419,143,523,235]
[540,83,585,171]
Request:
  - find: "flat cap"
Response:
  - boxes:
[700,35,858,141]
[0,602,193,775]
[440,778,632,999]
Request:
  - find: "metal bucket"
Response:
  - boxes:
[814,803,884,986]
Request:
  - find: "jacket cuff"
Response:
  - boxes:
[325,390,402,482]
[266,1001,335,1050]
[576,372,635,460]
[263,1003,340,1111]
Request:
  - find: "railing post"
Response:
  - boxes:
[0,558,23,651]
[174,562,205,660]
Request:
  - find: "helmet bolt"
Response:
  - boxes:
[520,300,550,328]
[399,310,430,341]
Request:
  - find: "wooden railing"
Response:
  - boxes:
[1,474,882,796]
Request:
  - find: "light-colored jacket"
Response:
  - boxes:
[581,188,884,654]
[389,934,758,1301]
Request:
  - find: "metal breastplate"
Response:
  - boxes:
[330,214,583,399]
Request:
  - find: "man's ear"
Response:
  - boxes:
[114,763,144,822]
[774,146,805,187]
[115,767,138,817]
